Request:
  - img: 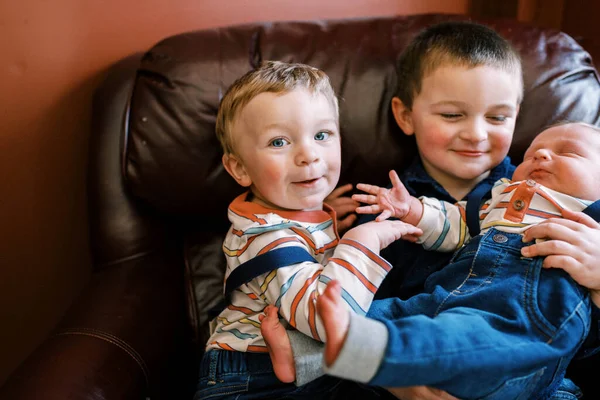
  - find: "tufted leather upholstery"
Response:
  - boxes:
[2,13,600,400]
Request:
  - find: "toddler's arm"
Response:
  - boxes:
[252,220,421,343]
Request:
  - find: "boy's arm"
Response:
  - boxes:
[286,330,326,385]
[353,170,423,225]
[414,197,471,252]
[323,312,388,383]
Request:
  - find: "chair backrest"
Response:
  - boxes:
[90,14,600,350]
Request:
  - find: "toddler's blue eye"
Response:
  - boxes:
[270,138,288,147]
[315,131,330,141]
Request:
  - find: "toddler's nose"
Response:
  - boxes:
[296,143,319,165]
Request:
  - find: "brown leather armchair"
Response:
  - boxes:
[2,13,600,400]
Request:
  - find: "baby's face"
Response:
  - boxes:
[513,123,600,200]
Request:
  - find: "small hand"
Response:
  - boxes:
[353,170,412,221]
[325,183,360,235]
[386,386,459,400]
[521,208,600,306]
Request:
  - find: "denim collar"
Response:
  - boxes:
[401,156,515,202]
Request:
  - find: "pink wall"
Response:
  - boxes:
[0,0,468,385]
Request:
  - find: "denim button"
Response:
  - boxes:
[493,234,508,243]
[513,199,525,210]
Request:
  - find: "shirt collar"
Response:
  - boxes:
[401,156,514,202]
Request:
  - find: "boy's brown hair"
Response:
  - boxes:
[215,61,339,155]
[396,21,523,110]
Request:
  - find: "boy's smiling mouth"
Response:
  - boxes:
[454,150,486,157]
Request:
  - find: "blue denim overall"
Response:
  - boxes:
[368,228,591,399]
[194,349,394,399]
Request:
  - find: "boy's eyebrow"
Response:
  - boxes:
[488,103,518,111]
[432,101,518,111]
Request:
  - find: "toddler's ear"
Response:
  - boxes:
[391,97,414,136]
[222,153,252,187]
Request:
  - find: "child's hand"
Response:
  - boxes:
[344,219,422,251]
[353,170,413,222]
[325,183,360,235]
[386,386,459,400]
[521,209,600,306]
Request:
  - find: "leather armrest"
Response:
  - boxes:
[0,247,196,400]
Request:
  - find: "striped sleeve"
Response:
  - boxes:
[415,197,470,252]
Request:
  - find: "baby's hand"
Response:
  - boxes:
[344,219,422,251]
[353,170,413,221]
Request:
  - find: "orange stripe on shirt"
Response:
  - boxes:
[233,235,258,257]
[257,237,304,255]
[211,342,236,351]
[501,181,521,194]
[526,208,561,219]
[289,270,321,327]
[308,290,321,341]
[291,227,316,250]
[289,227,337,255]
[232,228,244,237]
[328,258,378,294]
[480,201,509,220]
[247,345,269,353]
[246,292,259,300]
[229,206,268,225]
[321,239,338,253]
[338,238,391,272]
[227,304,256,315]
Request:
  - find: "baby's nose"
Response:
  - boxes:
[533,148,551,161]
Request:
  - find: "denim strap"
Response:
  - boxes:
[208,247,317,319]
[465,183,492,238]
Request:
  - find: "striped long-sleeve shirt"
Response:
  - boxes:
[206,192,393,353]
[417,178,592,252]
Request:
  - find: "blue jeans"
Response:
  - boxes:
[195,349,394,399]
[367,229,591,399]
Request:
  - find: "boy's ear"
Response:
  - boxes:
[222,153,252,187]
[391,97,414,136]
